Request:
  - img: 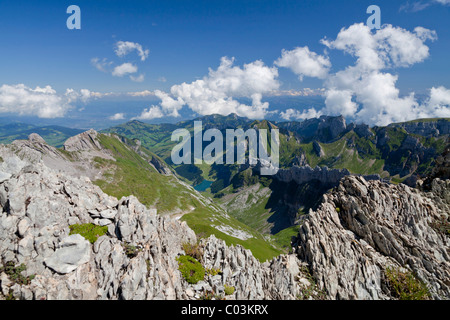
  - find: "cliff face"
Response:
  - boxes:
[389,119,450,137]
[278,115,348,143]
[295,175,450,300]
[275,165,351,188]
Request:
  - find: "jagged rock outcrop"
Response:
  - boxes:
[429,143,450,181]
[0,132,115,181]
[353,124,374,138]
[278,115,348,143]
[63,129,103,152]
[389,119,450,137]
[312,141,325,157]
[198,236,304,300]
[275,165,351,188]
[295,175,450,300]
[0,151,305,300]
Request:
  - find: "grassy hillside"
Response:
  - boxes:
[88,133,283,262]
[103,116,450,259]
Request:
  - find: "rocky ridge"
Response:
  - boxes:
[295,175,450,299]
[0,148,306,300]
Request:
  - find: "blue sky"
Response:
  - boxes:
[0,0,449,126]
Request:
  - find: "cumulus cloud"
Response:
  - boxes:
[133,105,165,120]
[92,41,149,82]
[0,84,91,118]
[277,23,448,126]
[422,86,450,117]
[140,57,280,119]
[112,63,138,77]
[274,46,331,80]
[109,113,125,121]
[115,41,149,61]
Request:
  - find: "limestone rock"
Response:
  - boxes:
[295,175,450,300]
[44,234,91,274]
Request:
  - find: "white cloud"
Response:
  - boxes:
[0,84,91,118]
[109,113,125,121]
[126,90,154,97]
[112,63,138,77]
[274,46,331,80]
[280,107,322,121]
[277,23,447,126]
[146,57,279,119]
[91,57,112,73]
[130,74,145,82]
[400,0,450,12]
[115,41,149,61]
[423,86,450,118]
[134,105,165,120]
[323,89,358,117]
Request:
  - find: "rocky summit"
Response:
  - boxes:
[0,132,449,300]
[0,144,304,300]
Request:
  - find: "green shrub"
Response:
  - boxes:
[69,223,108,244]
[123,242,142,258]
[176,255,205,284]
[0,261,35,285]
[224,284,235,295]
[297,266,327,300]
[206,268,222,276]
[385,267,430,300]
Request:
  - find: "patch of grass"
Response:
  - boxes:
[181,203,282,262]
[69,223,108,244]
[176,255,205,284]
[93,134,208,214]
[123,242,142,258]
[384,267,430,300]
[206,268,222,276]
[224,284,235,295]
[297,266,327,300]
[272,225,299,251]
[182,242,204,262]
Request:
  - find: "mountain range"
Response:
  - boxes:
[0,115,448,300]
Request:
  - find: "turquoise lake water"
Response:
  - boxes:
[194,180,213,192]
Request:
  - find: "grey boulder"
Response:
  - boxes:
[44,234,91,274]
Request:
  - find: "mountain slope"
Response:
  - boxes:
[0,131,283,262]
[0,135,448,300]
[104,115,449,254]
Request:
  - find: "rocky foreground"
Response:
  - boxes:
[0,133,449,300]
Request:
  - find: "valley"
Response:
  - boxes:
[1,115,447,264]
